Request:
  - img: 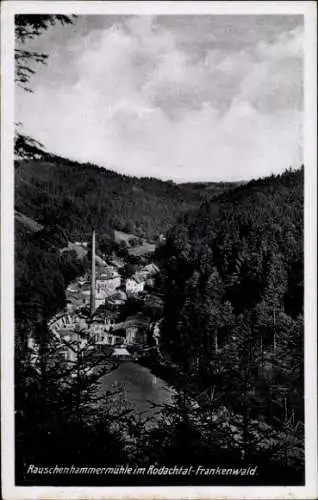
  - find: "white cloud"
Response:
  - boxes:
[257,25,304,60]
[16,15,304,182]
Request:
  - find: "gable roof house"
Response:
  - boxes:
[112,346,132,361]
[142,263,159,275]
[126,274,145,295]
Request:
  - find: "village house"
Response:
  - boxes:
[89,307,123,349]
[95,290,106,309]
[126,275,145,295]
[97,265,119,279]
[55,328,83,363]
[107,289,127,306]
[50,322,96,365]
[111,316,149,346]
[52,311,128,363]
[96,267,121,295]
[125,263,159,296]
[65,293,87,311]
[112,345,132,362]
[78,282,91,297]
[142,263,160,275]
[28,311,95,370]
[93,305,120,324]
[126,324,139,344]
[109,257,125,269]
[89,318,118,335]
[152,319,162,346]
[65,300,77,314]
[90,326,124,349]
[72,241,88,250]
[78,274,89,286]
[48,312,87,335]
[90,316,125,349]
[66,279,90,307]
[145,277,156,289]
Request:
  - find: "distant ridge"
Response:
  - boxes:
[15,153,236,241]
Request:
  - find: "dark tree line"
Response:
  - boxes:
[154,167,304,483]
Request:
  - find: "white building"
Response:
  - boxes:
[96,276,121,295]
[153,320,162,345]
[48,313,87,334]
[95,289,107,309]
[90,323,123,347]
[95,266,121,298]
[142,263,159,275]
[125,325,139,345]
[126,276,145,295]
[112,346,131,361]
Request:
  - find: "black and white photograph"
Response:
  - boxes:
[1,1,317,499]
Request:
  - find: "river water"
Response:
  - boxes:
[97,362,175,430]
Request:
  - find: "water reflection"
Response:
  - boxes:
[97,362,174,428]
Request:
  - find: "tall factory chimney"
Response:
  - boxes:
[90,229,96,318]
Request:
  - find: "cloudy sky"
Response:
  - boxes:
[16,14,304,182]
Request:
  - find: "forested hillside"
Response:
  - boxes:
[180,180,246,199]
[155,167,304,480]
[15,225,88,339]
[15,154,224,241]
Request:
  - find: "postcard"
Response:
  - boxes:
[1,1,317,499]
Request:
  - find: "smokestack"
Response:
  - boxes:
[90,229,96,318]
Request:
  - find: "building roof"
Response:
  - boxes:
[111,316,149,332]
[127,315,150,326]
[129,273,145,284]
[142,263,159,274]
[109,289,127,300]
[109,258,124,268]
[112,346,131,357]
[55,328,76,338]
[94,304,119,316]
[79,283,91,291]
[96,267,119,280]
[95,255,107,266]
[93,304,107,314]
[111,322,129,332]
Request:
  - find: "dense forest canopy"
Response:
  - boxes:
[155,168,304,463]
[15,153,238,241]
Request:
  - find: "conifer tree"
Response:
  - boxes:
[15,15,73,159]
